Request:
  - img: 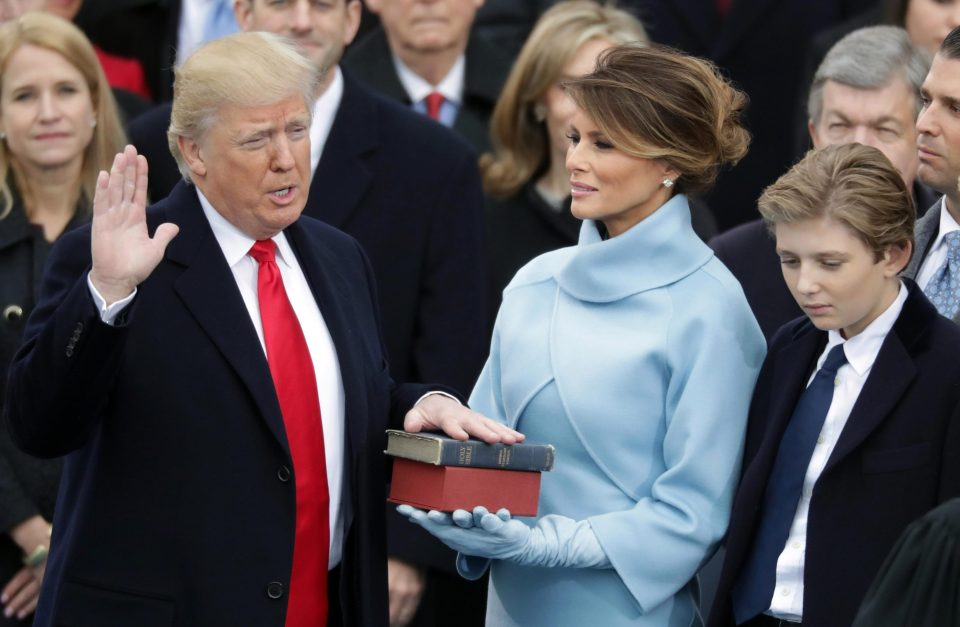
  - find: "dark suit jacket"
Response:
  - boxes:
[619,0,876,231]
[708,281,960,627]
[128,74,487,396]
[901,197,960,323]
[75,0,180,102]
[342,27,510,154]
[0,195,83,627]
[3,183,442,627]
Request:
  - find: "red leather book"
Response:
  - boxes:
[388,458,541,516]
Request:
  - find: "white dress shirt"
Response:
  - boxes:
[394,54,464,127]
[767,282,908,620]
[89,189,347,568]
[916,197,960,290]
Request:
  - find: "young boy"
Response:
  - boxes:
[709,143,960,627]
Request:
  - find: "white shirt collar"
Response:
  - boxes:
[196,187,296,270]
[931,196,960,252]
[823,281,908,377]
[392,54,465,105]
[310,66,344,174]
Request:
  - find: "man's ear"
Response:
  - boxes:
[343,0,362,47]
[233,0,254,32]
[177,135,207,179]
[884,240,913,277]
[808,119,822,149]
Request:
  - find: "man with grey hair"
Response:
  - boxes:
[4,32,518,627]
[710,25,933,341]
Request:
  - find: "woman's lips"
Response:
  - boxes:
[570,181,597,198]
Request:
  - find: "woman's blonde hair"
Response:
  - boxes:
[480,1,647,198]
[168,31,322,182]
[0,12,126,219]
[565,43,750,197]
[758,143,914,262]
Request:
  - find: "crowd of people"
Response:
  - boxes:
[2,1,960,626]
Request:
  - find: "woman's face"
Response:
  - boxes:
[541,38,613,166]
[905,0,960,55]
[0,43,95,174]
[566,106,676,237]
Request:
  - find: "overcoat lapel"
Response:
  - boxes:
[824,337,915,473]
[285,221,369,473]
[161,184,290,455]
[309,76,376,229]
[746,329,823,480]
[823,285,934,472]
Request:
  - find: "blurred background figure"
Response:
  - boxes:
[0,1,151,122]
[712,25,931,341]
[798,0,960,156]
[479,1,655,326]
[0,11,125,625]
[612,0,875,232]
[344,0,511,153]
[66,0,239,102]
[903,26,960,323]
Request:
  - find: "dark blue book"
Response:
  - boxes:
[384,429,555,472]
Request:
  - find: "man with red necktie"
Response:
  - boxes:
[3,31,518,627]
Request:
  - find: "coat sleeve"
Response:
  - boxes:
[588,282,766,613]
[4,227,129,458]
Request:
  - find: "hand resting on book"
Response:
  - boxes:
[396,505,610,574]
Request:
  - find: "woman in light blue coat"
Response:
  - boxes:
[400,44,766,626]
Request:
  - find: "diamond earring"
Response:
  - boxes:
[662,178,674,189]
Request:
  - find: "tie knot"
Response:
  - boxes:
[425,91,444,120]
[248,239,277,264]
[820,344,847,376]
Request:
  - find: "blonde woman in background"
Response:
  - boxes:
[481,1,717,327]
[0,12,124,624]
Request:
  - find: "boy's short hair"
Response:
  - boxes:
[758,143,915,261]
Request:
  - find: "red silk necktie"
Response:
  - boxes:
[249,240,329,627]
[425,91,444,120]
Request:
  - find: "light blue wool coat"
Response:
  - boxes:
[466,195,766,626]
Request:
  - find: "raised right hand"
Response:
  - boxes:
[89,145,179,304]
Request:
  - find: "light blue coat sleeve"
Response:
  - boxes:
[587,278,765,612]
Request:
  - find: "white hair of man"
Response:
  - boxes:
[808,25,930,124]
[167,30,322,182]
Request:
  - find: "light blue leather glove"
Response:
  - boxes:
[396,504,610,571]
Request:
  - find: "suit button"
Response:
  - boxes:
[266,581,285,599]
[277,466,291,482]
[3,305,23,323]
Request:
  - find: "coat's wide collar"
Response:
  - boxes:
[556,195,713,303]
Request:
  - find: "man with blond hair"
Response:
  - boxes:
[4,32,517,627]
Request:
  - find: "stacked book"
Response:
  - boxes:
[385,429,556,517]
